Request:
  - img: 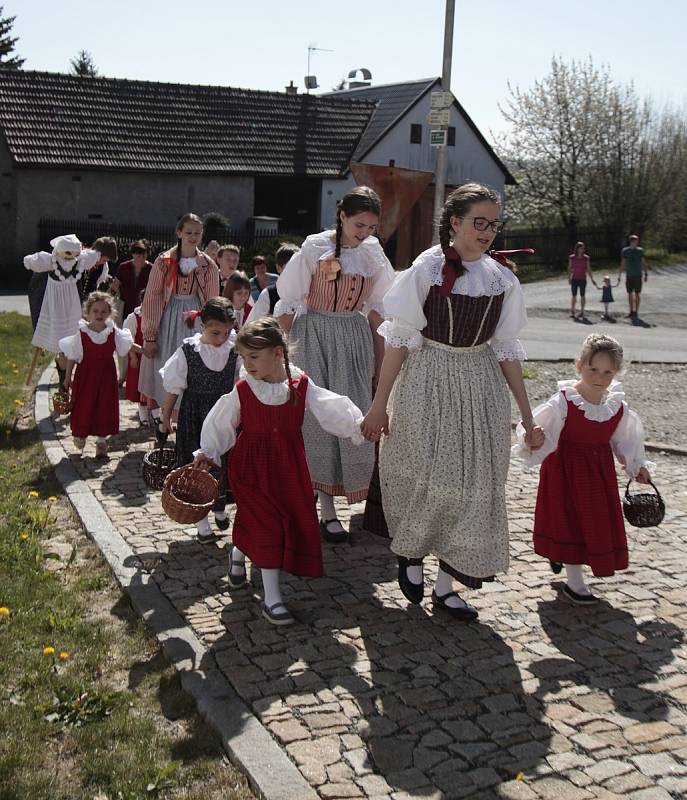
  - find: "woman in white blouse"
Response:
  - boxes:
[362,183,544,621]
[276,187,395,542]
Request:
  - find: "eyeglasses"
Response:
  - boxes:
[457,216,505,234]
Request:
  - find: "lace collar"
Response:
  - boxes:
[183,331,236,355]
[305,231,387,278]
[78,318,114,344]
[240,364,304,404]
[559,379,625,422]
[416,246,510,297]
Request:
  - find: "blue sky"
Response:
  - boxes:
[6,0,685,145]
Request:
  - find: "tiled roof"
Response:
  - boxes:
[324,78,516,185]
[0,70,375,176]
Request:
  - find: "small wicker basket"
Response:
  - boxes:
[142,434,177,490]
[623,479,665,528]
[53,390,72,416]
[161,466,219,524]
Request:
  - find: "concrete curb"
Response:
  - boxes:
[34,366,318,800]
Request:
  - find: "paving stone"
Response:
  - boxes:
[628,790,673,800]
[367,738,414,773]
[269,718,310,744]
[624,721,681,744]
[632,752,684,777]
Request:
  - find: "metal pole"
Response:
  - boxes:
[431,0,456,244]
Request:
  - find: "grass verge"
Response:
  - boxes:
[0,312,253,800]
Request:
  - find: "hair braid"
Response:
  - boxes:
[283,350,298,404]
[334,208,343,259]
[438,207,453,250]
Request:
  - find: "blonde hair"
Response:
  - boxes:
[83,290,113,317]
[236,317,298,403]
[577,333,624,373]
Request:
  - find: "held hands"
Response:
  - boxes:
[523,422,545,450]
[143,341,158,358]
[635,466,651,485]
[361,405,389,442]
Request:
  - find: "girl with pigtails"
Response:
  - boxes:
[193,318,366,625]
[276,187,395,542]
[361,183,544,622]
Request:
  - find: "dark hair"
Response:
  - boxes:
[236,317,297,403]
[334,186,381,259]
[175,212,203,263]
[275,242,300,268]
[92,236,118,262]
[572,241,586,256]
[186,296,235,330]
[251,255,268,269]
[130,239,149,255]
[222,270,251,303]
[438,182,502,278]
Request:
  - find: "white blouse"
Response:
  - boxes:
[123,307,141,337]
[59,319,134,362]
[196,365,365,466]
[160,332,239,394]
[24,249,100,278]
[245,287,272,325]
[378,246,527,361]
[512,380,655,478]
[274,231,395,317]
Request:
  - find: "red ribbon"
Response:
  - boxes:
[440,247,535,295]
[183,309,201,322]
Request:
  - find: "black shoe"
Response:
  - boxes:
[431,590,478,621]
[228,552,247,588]
[562,585,599,605]
[320,518,347,543]
[215,514,230,531]
[398,556,424,604]
[549,560,563,574]
[154,422,165,444]
[196,532,222,545]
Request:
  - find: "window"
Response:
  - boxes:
[447,126,456,147]
[410,124,422,144]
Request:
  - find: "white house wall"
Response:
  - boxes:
[320,175,357,232]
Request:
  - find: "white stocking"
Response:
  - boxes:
[434,567,473,610]
[261,568,285,611]
[565,564,590,595]
[318,492,345,534]
[230,546,245,575]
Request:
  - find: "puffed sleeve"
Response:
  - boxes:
[511,391,567,467]
[274,237,318,316]
[305,379,365,445]
[377,262,431,351]
[245,288,271,324]
[159,346,188,395]
[195,389,242,466]
[58,333,83,363]
[611,405,656,478]
[23,252,53,273]
[361,241,396,316]
[77,250,100,273]
[123,312,137,336]
[490,268,528,361]
[114,326,134,357]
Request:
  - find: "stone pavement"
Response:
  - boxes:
[43,373,687,800]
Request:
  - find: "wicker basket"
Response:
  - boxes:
[53,390,72,415]
[161,466,219,524]
[623,479,665,528]
[142,434,177,490]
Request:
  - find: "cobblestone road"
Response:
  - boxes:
[53,378,687,800]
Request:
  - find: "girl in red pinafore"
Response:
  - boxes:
[513,334,653,605]
[122,291,151,425]
[60,291,140,458]
[194,318,365,626]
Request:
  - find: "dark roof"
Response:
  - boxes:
[0,70,375,177]
[324,78,516,185]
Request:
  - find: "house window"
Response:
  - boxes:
[447,126,456,146]
[410,124,422,144]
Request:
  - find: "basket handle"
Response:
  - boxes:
[625,478,662,502]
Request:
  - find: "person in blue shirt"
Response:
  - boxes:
[249,255,279,302]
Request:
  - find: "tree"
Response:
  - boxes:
[0,5,24,69]
[70,49,98,77]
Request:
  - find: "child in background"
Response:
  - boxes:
[513,333,653,605]
[217,244,241,292]
[60,291,139,458]
[193,318,365,625]
[599,275,616,321]
[246,243,300,323]
[80,237,118,298]
[123,290,152,425]
[223,270,252,328]
[160,298,239,543]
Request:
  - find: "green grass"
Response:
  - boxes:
[0,313,253,800]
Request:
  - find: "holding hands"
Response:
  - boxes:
[523,421,545,450]
[360,404,389,442]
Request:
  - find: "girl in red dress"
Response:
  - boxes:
[122,290,151,425]
[194,318,365,626]
[513,334,653,605]
[222,270,252,329]
[60,291,140,458]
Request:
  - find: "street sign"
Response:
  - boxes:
[427,109,451,127]
[430,129,447,147]
[430,90,454,109]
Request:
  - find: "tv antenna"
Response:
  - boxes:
[305,44,333,93]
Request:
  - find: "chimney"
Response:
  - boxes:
[285,80,298,95]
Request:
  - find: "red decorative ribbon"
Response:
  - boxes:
[183,309,201,322]
[441,247,535,295]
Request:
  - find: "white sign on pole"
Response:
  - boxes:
[430,90,454,109]
[427,109,451,127]
[430,129,447,147]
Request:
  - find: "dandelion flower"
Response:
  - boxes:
[0,607,9,617]
[58,651,70,661]
[14,399,22,406]
[43,646,55,655]
[515,773,525,782]
[48,496,57,503]
[19,532,29,540]
[29,490,39,498]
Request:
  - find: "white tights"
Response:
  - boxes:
[230,546,286,611]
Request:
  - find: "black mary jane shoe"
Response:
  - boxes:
[431,590,479,621]
[549,560,563,574]
[320,518,347,544]
[398,557,424,604]
[561,585,599,606]
[215,514,230,531]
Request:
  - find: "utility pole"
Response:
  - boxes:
[432,0,455,243]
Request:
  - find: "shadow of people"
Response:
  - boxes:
[533,593,682,723]
[631,315,652,328]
